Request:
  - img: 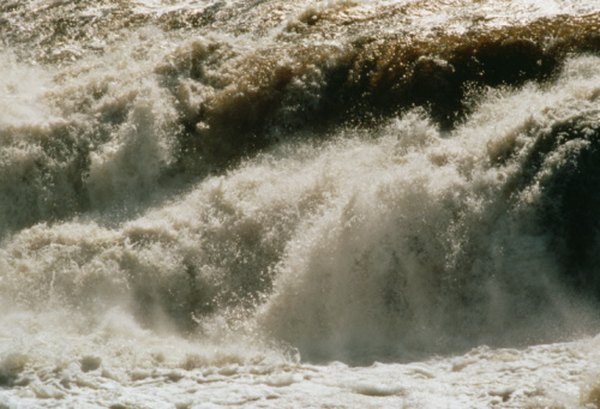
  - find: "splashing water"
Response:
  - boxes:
[2,0,600,407]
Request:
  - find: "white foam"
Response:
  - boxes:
[2,0,600,407]
[0,52,57,129]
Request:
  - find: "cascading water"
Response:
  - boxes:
[2,1,600,407]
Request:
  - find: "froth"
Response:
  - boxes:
[1,57,599,364]
[1,0,600,379]
[0,53,56,129]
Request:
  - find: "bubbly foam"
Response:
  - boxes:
[2,0,600,407]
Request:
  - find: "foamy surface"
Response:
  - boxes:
[2,0,600,407]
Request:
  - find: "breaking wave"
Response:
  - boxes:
[2,0,600,367]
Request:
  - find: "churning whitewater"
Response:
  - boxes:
[2,0,600,407]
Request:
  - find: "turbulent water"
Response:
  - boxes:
[2,0,600,407]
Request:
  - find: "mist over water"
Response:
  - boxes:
[2,0,600,407]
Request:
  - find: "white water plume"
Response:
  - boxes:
[2,1,600,407]
[0,52,57,129]
[1,57,599,365]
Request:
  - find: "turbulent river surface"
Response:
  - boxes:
[3,0,600,407]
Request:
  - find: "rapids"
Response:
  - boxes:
[2,0,600,407]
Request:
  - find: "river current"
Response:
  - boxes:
[2,1,600,407]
